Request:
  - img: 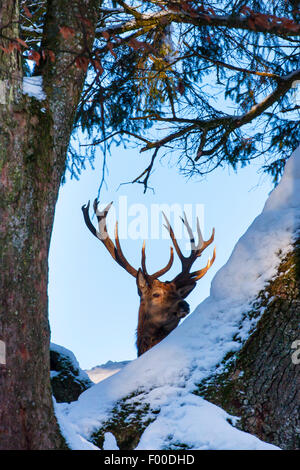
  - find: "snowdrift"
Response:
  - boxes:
[55,147,300,450]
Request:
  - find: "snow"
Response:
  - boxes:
[103,432,119,450]
[23,76,46,101]
[50,342,91,385]
[136,396,275,451]
[54,146,300,450]
[53,398,99,451]
[86,360,131,383]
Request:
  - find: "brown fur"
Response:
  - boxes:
[136,274,192,356]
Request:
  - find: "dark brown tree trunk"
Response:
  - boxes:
[196,238,300,450]
[0,0,101,449]
[0,96,68,449]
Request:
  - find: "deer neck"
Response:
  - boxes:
[136,302,172,356]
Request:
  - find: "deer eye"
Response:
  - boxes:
[153,293,160,298]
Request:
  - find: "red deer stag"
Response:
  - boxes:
[82,199,216,356]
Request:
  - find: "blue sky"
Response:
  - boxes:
[48,144,273,370]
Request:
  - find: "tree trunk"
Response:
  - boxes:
[0,0,101,449]
[0,95,68,449]
[195,238,300,450]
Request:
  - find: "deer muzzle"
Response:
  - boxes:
[177,300,190,318]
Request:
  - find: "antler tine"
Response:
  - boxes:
[150,246,174,280]
[189,246,216,281]
[94,199,114,242]
[141,239,174,281]
[196,217,204,250]
[141,240,148,277]
[162,208,216,285]
[164,211,212,266]
[198,227,215,255]
[82,199,138,278]
[82,199,114,254]
[182,213,214,256]
[114,221,138,278]
[181,212,197,252]
[82,200,97,238]
[162,212,185,261]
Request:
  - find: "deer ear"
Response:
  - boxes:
[136,269,149,296]
[176,282,196,299]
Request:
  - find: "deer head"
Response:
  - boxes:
[82,199,216,356]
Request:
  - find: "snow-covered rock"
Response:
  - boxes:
[55,147,300,450]
[50,343,93,403]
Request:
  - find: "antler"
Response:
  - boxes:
[162,211,216,287]
[82,199,174,281]
[141,240,174,282]
[82,199,138,277]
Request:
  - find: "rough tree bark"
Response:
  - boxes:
[196,238,300,450]
[0,0,101,449]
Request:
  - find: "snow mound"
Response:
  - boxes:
[55,147,300,450]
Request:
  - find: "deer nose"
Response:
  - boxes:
[178,300,189,312]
